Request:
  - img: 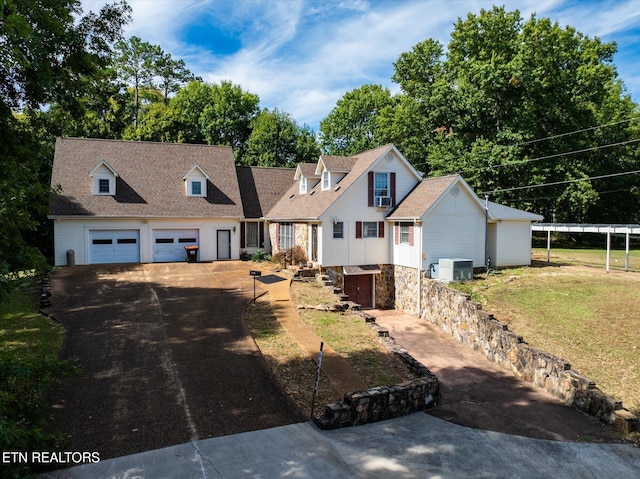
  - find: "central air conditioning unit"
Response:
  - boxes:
[438,258,473,282]
[376,196,392,207]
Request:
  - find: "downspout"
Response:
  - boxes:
[485,195,489,272]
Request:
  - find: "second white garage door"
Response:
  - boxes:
[153,229,199,262]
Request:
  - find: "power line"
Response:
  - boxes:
[417,113,640,171]
[500,187,636,203]
[460,137,640,175]
[478,169,640,195]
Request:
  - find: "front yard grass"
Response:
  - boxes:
[245,279,416,417]
[1,288,72,478]
[457,252,640,415]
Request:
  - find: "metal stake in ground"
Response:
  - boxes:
[310,342,324,418]
[249,270,261,303]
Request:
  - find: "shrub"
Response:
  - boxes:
[272,246,308,267]
[251,249,270,262]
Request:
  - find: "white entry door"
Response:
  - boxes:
[217,230,231,259]
[153,229,199,262]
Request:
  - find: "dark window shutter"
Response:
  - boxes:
[240,222,246,248]
[259,222,265,247]
[409,225,414,246]
[378,221,385,238]
[368,171,374,207]
[356,221,362,238]
[390,172,396,206]
[394,222,399,244]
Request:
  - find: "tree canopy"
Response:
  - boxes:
[0,0,131,299]
[317,6,640,223]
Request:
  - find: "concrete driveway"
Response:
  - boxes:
[45,262,302,460]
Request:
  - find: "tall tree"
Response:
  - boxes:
[0,0,130,299]
[244,109,320,166]
[114,35,161,126]
[155,51,200,104]
[382,6,640,223]
[320,84,395,156]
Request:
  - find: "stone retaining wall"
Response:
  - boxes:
[314,309,439,430]
[417,278,637,431]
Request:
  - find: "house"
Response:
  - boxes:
[50,138,542,310]
[266,145,543,309]
[49,137,247,265]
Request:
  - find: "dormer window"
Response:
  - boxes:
[90,160,118,196]
[322,170,330,190]
[299,177,307,195]
[183,165,209,197]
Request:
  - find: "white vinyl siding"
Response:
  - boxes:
[53,218,241,265]
[489,221,534,267]
[420,186,486,270]
[319,153,419,267]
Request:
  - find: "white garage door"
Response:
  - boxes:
[90,230,140,264]
[153,229,199,262]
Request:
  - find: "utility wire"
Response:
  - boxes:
[417,113,640,171]
[460,137,640,175]
[479,169,640,195]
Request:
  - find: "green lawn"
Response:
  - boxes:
[1,288,69,478]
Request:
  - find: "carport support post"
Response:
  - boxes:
[547,230,551,263]
[606,226,611,273]
[626,228,630,272]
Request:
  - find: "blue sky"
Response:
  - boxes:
[82,0,640,131]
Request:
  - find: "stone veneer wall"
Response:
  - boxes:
[394,265,420,315]
[419,278,637,430]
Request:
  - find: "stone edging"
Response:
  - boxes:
[313,309,440,430]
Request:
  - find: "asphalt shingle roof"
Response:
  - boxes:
[236,166,296,218]
[388,175,459,220]
[49,138,244,218]
[266,144,394,221]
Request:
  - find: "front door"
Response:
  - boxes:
[344,274,373,308]
[217,229,231,259]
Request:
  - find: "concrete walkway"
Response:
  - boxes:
[44,412,640,479]
[262,273,368,397]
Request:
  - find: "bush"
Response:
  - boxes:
[251,249,270,262]
[0,350,76,478]
[272,246,308,266]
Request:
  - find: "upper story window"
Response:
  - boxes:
[183,165,209,197]
[374,172,389,204]
[322,170,330,190]
[333,221,344,239]
[98,178,110,194]
[90,160,118,196]
[299,177,307,195]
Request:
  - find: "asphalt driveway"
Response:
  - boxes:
[45,262,302,460]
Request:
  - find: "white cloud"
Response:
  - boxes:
[81,0,640,129]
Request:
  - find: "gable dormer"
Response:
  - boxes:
[315,156,353,191]
[294,163,320,195]
[183,165,209,197]
[89,160,118,196]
